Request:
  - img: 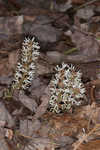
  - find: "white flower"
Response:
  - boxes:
[29,62,35,70]
[15,72,22,79]
[49,63,85,113]
[12,37,40,90]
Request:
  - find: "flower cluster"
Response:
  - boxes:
[12,37,40,90]
[49,63,85,113]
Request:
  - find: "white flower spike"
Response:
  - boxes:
[49,63,85,113]
[12,37,40,90]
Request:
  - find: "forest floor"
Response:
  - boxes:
[0,0,100,150]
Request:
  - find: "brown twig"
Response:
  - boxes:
[73,0,99,11]
[87,102,96,130]
[90,85,95,104]
[73,124,100,150]
[89,79,100,104]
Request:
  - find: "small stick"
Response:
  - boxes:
[90,85,96,104]
[73,124,100,150]
[89,79,100,104]
[74,0,99,11]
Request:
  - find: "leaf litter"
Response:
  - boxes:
[0,0,100,150]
